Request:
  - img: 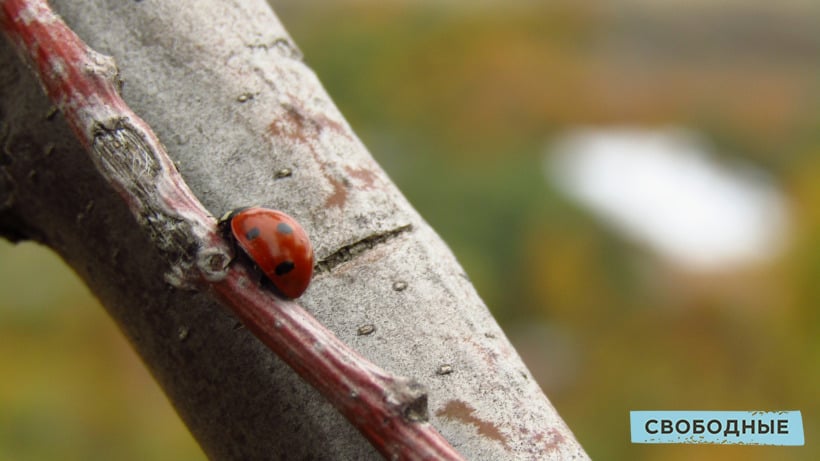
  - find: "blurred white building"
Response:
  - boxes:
[546,127,789,271]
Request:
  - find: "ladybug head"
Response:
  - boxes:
[218,206,255,239]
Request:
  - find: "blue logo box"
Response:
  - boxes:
[630,411,804,445]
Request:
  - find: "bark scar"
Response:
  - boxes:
[315,224,412,273]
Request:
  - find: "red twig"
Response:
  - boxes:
[0,1,466,459]
[212,271,459,460]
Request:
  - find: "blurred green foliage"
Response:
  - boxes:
[0,241,203,460]
[2,1,818,459]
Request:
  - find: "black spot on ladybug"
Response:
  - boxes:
[275,260,295,276]
[276,222,293,235]
[245,227,261,240]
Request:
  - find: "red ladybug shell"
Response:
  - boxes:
[228,207,314,298]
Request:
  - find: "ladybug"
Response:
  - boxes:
[221,207,314,298]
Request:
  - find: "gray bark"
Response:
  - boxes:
[0,0,588,459]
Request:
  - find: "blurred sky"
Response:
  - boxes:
[2,1,818,460]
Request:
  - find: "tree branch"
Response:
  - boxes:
[0,0,466,459]
[0,0,588,459]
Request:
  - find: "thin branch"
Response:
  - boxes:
[0,0,465,459]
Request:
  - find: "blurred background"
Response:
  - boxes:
[2,0,818,459]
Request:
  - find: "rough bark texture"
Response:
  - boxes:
[0,1,588,459]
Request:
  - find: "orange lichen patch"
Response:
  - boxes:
[345,166,380,189]
[267,101,349,144]
[518,426,566,455]
[324,166,382,209]
[266,100,362,209]
[324,176,348,209]
[436,400,509,449]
